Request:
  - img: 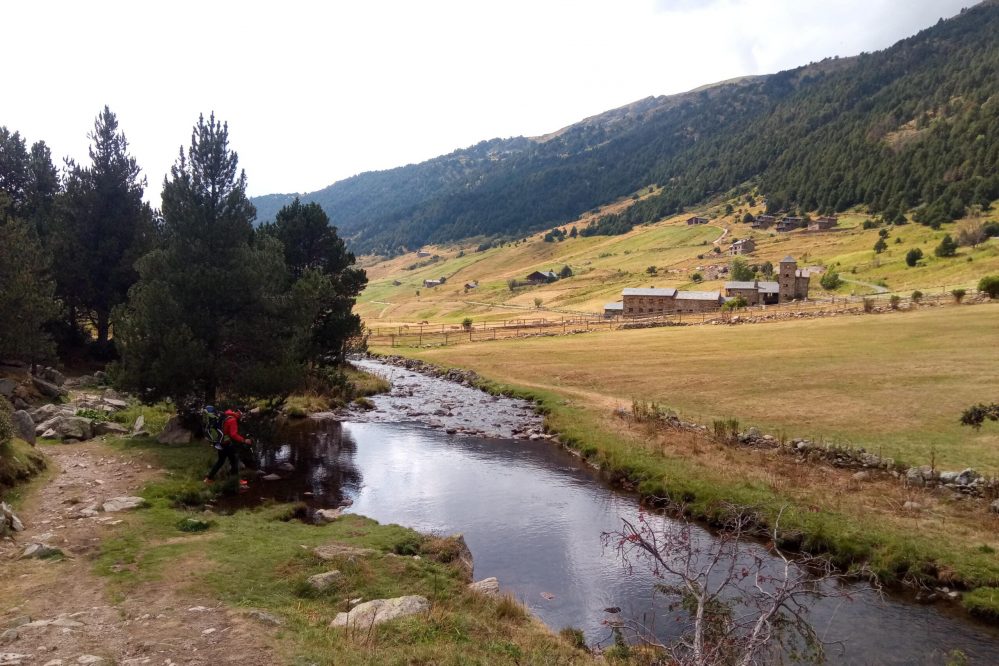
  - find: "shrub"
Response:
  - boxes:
[819,271,842,290]
[690,272,703,283]
[905,248,923,267]
[935,234,958,258]
[646,265,657,275]
[533,297,543,309]
[889,295,901,310]
[873,238,888,254]
[863,298,875,313]
[862,219,877,230]
[723,296,748,311]
[951,288,967,303]
[461,318,473,331]
[911,290,923,303]
[0,400,13,445]
[978,275,999,299]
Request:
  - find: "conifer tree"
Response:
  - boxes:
[114,114,311,405]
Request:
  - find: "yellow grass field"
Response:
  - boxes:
[390,303,999,471]
[356,194,999,327]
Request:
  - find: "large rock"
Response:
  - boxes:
[131,414,145,434]
[1,502,24,533]
[93,421,130,437]
[102,496,146,513]
[20,542,63,559]
[44,416,93,441]
[330,595,429,628]
[11,410,35,445]
[468,577,500,596]
[990,499,999,515]
[157,415,192,444]
[306,570,342,591]
[102,397,128,410]
[0,378,16,398]
[29,403,74,424]
[314,508,342,524]
[40,366,66,387]
[31,375,67,398]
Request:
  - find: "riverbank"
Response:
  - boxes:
[370,331,999,622]
[1,423,591,664]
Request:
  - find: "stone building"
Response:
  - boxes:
[729,238,756,255]
[723,280,780,306]
[621,287,724,317]
[777,256,810,302]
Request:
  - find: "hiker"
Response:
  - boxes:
[204,408,253,485]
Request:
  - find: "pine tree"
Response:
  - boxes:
[54,107,155,350]
[114,114,310,405]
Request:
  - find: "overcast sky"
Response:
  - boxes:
[4,0,970,200]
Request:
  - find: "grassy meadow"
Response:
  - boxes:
[355,193,999,326]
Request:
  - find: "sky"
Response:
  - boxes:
[4,0,971,201]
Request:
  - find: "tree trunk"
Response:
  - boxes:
[96,309,110,347]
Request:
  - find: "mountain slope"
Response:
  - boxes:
[252,2,999,255]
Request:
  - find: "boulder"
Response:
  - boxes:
[42,416,94,441]
[262,473,282,481]
[0,378,16,398]
[852,471,871,482]
[131,414,145,434]
[956,468,980,486]
[277,462,295,472]
[20,542,63,559]
[40,366,66,386]
[157,415,192,445]
[30,403,74,424]
[93,421,130,437]
[990,500,999,515]
[11,410,36,445]
[101,496,146,513]
[330,595,429,628]
[101,398,128,410]
[31,375,67,398]
[468,577,500,596]
[306,570,342,591]
[242,609,283,626]
[314,508,342,524]
[1,501,24,533]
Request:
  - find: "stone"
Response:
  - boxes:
[956,468,980,486]
[49,417,94,441]
[330,595,429,628]
[0,654,34,665]
[746,426,762,439]
[990,499,999,515]
[156,416,192,445]
[93,422,130,437]
[20,542,63,559]
[852,471,871,481]
[306,570,342,591]
[41,367,66,386]
[131,415,145,434]
[0,629,17,644]
[277,462,295,472]
[242,609,283,626]
[10,410,35,445]
[938,471,959,484]
[31,375,67,398]
[338,498,354,508]
[2,618,30,630]
[262,473,282,481]
[0,379,16,398]
[1,502,24,532]
[30,403,74,424]
[76,657,104,665]
[101,398,128,410]
[903,501,922,511]
[314,508,342,524]
[468,577,500,596]
[313,542,377,561]
[102,496,146,513]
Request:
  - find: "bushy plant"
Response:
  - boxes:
[935,234,958,257]
[911,290,923,303]
[0,400,13,445]
[951,288,967,303]
[905,248,923,267]
[820,271,842,290]
[978,275,999,299]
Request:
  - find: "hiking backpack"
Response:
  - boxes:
[202,406,226,449]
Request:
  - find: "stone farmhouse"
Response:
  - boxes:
[686,216,710,225]
[723,256,809,304]
[526,270,558,284]
[751,214,776,229]
[621,287,724,317]
[808,216,838,231]
[729,238,755,255]
[775,216,804,232]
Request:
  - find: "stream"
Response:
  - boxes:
[234,360,999,664]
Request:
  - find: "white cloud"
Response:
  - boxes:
[2,0,969,201]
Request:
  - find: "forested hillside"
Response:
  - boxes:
[253,2,999,256]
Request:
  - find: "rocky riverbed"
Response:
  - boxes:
[328,356,550,441]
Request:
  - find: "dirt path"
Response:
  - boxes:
[0,441,276,666]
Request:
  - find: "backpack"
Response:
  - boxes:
[202,406,226,449]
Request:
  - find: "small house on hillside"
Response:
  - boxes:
[776,216,803,232]
[751,214,776,229]
[730,238,755,256]
[808,216,838,231]
[417,250,432,258]
[686,216,710,225]
[464,282,478,290]
[603,302,623,318]
[526,270,558,284]
[423,279,441,288]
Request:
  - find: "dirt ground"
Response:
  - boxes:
[0,441,278,666]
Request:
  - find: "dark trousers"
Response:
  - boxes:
[207,444,240,479]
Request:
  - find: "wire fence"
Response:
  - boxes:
[367,287,988,348]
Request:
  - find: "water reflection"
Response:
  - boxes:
[228,418,999,663]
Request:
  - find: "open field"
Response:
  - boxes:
[355,194,999,326]
[390,303,999,470]
[379,303,999,606]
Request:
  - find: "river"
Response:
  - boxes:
[235,360,999,664]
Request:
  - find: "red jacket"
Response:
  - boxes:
[223,411,249,444]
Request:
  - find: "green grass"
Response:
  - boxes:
[97,436,589,664]
[963,587,999,620]
[0,437,48,502]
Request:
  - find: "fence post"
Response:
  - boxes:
[391,334,395,348]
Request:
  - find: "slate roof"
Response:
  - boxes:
[676,290,723,301]
[604,302,624,310]
[723,281,779,293]
[622,287,677,297]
